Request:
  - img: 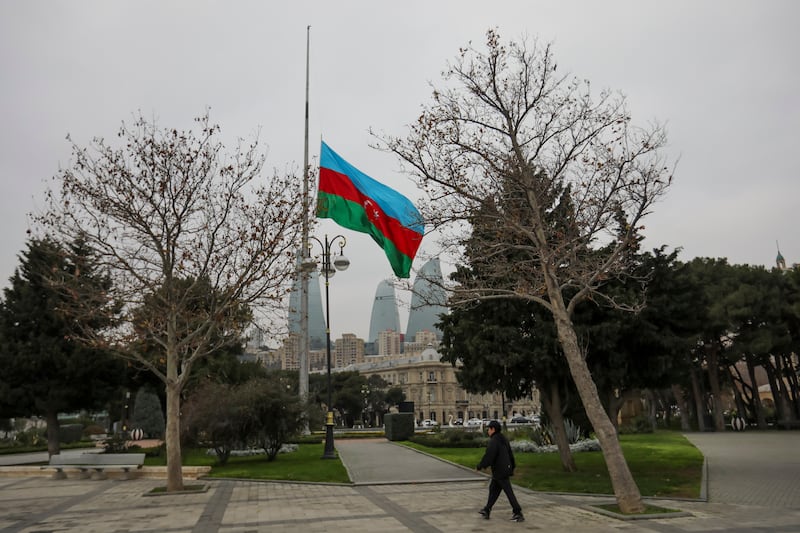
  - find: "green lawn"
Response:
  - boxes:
[139,431,701,497]
[144,443,350,484]
[402,431,703,498]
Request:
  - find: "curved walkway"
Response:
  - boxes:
[684,431,800,508]
[334,438,484,485]
[1,432,799,532]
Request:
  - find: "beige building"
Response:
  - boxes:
[340,345,539,424]
[377,329,402,356]
[276,333,327,371]
[403,330,439,356]
[334,333,365,368]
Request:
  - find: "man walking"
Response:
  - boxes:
[476,420,524,522]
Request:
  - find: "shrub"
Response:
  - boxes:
[409,430,487,448]
[288,435,324,445]
[510,438,601,454]
[15,427,46,447]
[102,434,130,453]
[384,413,415,441]
[60,424,84,444]
[182,374,306,465]
[83,424,107,438]
[181,381,240,465]
[619,415,655,434]
[526,425,554,446]
[561,418,584,443]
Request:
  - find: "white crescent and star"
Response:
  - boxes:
[363,199,381,223]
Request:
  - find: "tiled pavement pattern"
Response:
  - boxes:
[1,431,799,532]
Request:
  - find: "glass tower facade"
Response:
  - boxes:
[405,258,447,341]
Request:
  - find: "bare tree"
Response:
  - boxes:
[35,112,303,491]
[378,31,673,513]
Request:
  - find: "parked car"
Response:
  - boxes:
[420,419,439,427]
[465,418,483,427]
[510,415,542,426]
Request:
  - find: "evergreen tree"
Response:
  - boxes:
[130,386,165,439]
[0,237,123,456]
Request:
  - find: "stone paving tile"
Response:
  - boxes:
[1,476,799,533]
[2,432,800,532]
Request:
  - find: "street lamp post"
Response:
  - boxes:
[302,234,349,459]
[121,391,130,437]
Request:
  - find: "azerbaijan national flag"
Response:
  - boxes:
[316,141,424,278]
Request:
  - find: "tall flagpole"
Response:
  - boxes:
[299,25,311,433]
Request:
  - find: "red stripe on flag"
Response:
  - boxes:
[319,167,422,258]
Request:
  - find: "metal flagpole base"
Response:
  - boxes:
[322,411,336,459]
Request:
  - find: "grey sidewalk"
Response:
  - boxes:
[1,432,799,532]
[684,431,800,508]
[334,437,485,484]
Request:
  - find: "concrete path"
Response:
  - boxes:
[684,431,800,508]
[335,438,485,484]
[1,431,799,532]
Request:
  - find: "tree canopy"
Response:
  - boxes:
[0,237,123,455]
[378,30,674,513]
[33,111,305,491]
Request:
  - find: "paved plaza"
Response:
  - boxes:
[1,432,799,532]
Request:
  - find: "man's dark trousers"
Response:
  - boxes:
[486,477,522,514]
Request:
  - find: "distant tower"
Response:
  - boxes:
[406,258,448,341]
[368,279,401,345]
[776,241,787,270]
[288,260,327,350]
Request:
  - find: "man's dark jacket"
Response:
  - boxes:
[477,431,516,479]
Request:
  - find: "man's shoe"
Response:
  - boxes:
[510,513,525,522]
[478,508,490,519]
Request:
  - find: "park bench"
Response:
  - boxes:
[42,453,146,480]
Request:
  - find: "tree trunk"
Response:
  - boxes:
[607,390,624,432]
[689,366,706,431]
[764,362,788,422]
[745,355,768,429]
[45,411,61,457]
[783,354,800,419]
[732,387,748,424]
[165,380,184,492]
[540,381,576,472]
[730,359,754,423]
[550,304,644,513]
[671,384,691,432]
[643,389,657,431]
[772,356,796,423]
[705,346,726,431]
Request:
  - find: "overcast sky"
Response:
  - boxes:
[1,1,798,342]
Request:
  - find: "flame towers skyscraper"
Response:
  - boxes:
[405,258,447,341]
[288,264,327,350]
[367,279,401,345]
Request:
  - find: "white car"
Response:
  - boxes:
[420,419,439,427]
[465,418,483,427]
